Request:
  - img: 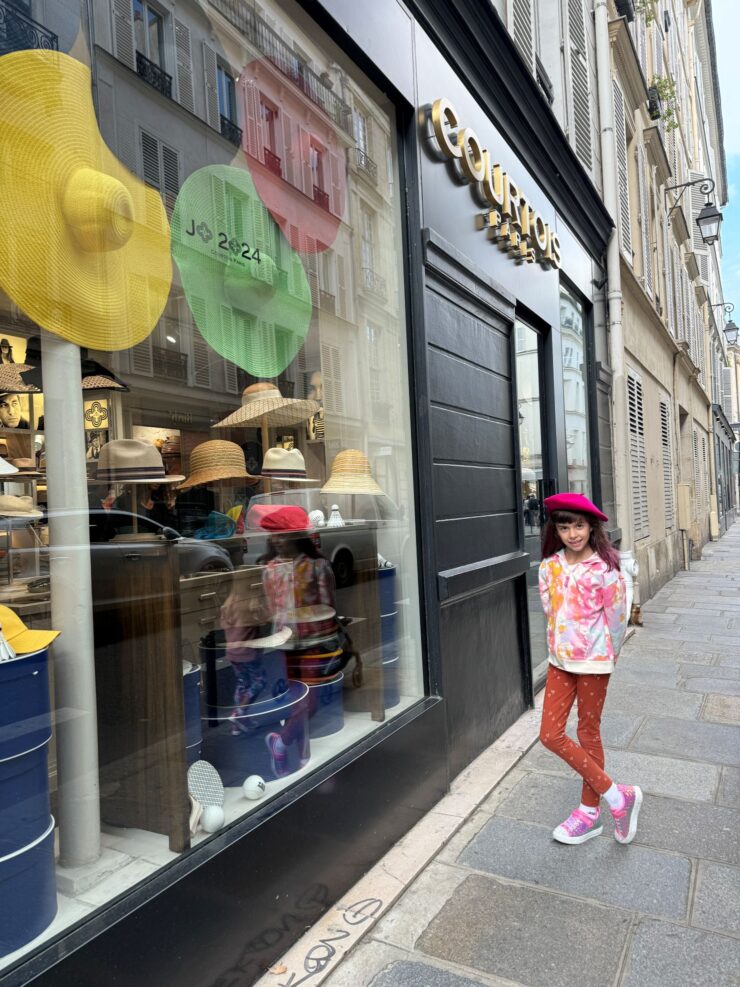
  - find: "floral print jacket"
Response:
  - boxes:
[538,550,627,674]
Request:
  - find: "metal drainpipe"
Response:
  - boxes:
[593,0,639,615]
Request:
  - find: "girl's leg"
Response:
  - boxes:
[539,665,612,799]
[574,673,611,808]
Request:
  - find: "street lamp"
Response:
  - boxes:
[711,302,738,346]
[665,177,723,246]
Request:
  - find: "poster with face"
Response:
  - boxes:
[0,393,30,429]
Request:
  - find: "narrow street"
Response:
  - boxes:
[310,528,740,987]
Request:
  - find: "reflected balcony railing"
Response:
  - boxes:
[319,289,336,314]
[153,345,188,383]
[313,185,330,211]
[0,0,58,54]
[208,0,352,134]
[264,147,282,177]
[136,51,172,99]
[220,114,243,148]
[355,147,378,183]
[361,267,387,300]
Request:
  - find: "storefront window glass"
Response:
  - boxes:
[0,0,423,969]
[560,285,591,496]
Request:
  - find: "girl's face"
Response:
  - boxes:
[555,515,592,554]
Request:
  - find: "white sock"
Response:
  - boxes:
[603,783,623,810]
[579,803,600,818]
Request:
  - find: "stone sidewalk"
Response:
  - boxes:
[263,528,740,987]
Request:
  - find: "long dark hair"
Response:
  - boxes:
[542,509,621,571]
[258,535,323,564]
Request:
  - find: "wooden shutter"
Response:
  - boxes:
[633,12,648,80]
[112,0,135,70]
[663,221,675,333]
[202,42,220,130]
[282,111,295,186]
[692,427,700,516]
[613,80,632,259]
[224,360,239,394]
[245,82,264,162]
[567,0,593,171]
[162,145,180,212]
[191,302,212,389]
[637,145,653,296]
[329,150,344,218]
[652,19,664,77]
[674,248,684,342]
[722,366,733,419]
[174,19,194,113]
[660,400,674,528]
[299,128,314,196]
[141,131,161,189]
[627,372,649,540]
[701,437,708,510]
[508,0,535,73]
[689,169,710,261]
[321,342,344,415]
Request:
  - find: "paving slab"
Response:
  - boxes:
[702,694,740,724]
[609,660,679,688]
[717,766,740,808]
[522,745,720,801]
[680,664,740,681]
[603,682,702,719]
[636,794,740,865]
[371,861,468,952]
[692,862,740,937]
[458,816,691,919]
[418,875,631,987]
[622,919,740,987]
[631,716,740,766]
[684,677,740,696]
[719,651,740,667]
[370,960,490,987]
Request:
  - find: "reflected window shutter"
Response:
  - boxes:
[141,131,161,189]
[174,19,194,113]
[162,145,180,213]
[202,42,220,130]
[660,400,674,527]
[190,302,212,388]
[224,360,239,394]
[567,0,593,171]
[282,111,295,186]
[329,150,344,217]
[627,372,648,539]
[637,146,653,296]
[613,81,632,259]
[321,342,344,415]
[245,82,264,161]
[112,0,135,70]
[508,0,535,72]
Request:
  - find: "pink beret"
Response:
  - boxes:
[543,493,608,522]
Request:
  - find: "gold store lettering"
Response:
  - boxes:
[430,98,561,270]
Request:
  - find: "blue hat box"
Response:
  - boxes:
[306,672,344,739]
[182,662,202,767]
[199,631,288,721]
[0,817,57,959]
[202,680,309,786]
[0,741,51,857]
[0,649,52,761]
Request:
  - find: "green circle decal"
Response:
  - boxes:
[171,165,312,377]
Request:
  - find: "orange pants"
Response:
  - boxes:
[539,664,613,808]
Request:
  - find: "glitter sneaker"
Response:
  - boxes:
[610,784,643,844]
[265,732,290,778]
[552,808,603,845]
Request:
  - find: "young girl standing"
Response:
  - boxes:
[538,492,642,846]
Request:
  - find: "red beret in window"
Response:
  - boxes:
[259,505,311,533]
[543,493,608,522]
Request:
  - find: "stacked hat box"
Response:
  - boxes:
[0,606,60,957]
[199,630,309,786]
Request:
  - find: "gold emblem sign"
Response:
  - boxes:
[429,98,561,270]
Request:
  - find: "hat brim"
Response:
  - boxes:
[320,479,385,496]
[9,628,60,654]
[215,397,321,429]
[89,474,186,486]
[0,509,43,518]
[0,51,172,351]
[178,469,262,491]
[261,473,319,484]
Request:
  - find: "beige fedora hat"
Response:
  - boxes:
[179,440,261,490]
[321,449,384,496]
[261,446,318,483]
[93,439,184,485]
[0,494,42,518]
[215,382,320,429]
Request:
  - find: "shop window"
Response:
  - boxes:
[0,0,423,968]
[559,284,591,496]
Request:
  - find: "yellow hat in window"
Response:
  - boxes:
[0,51,171,351]
[0,605,60,656]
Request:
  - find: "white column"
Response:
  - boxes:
[42,331,101,866]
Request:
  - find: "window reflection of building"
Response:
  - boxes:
[560,285,590,496]
[133,0,165,69]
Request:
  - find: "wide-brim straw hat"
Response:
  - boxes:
[91,439,184,485]
[216,382,320,429]
[321,449,384,496]
[0,365,38,393]
[0,51,172,351]
[178,439,261,490]
[261,446,318,483]
[171,164,312,378]
[0,495,42,518]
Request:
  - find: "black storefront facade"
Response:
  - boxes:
[1,1,612,985]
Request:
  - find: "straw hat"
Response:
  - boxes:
[0,495,42,518]
[261,447,317,483]
[0,459,18,477]
[0,51,171,351]
[171,164,312,377]
[215,382,320,429]
[321,449,384,496]
[179,440,261,490]
[0,365,38,394]
[92,439,184,485]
